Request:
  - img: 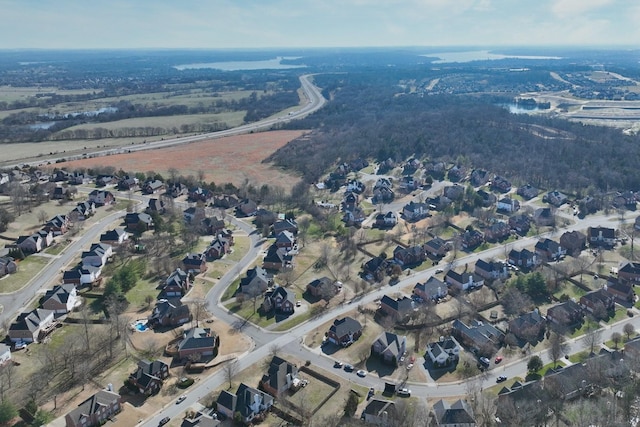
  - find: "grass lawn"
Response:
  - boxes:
[126,275,161,308]
[44,240,69,255]
[226,236,250,262]
[540,360,567,375]
[552,282,586,301]
[221,278,240,302]
[287,373,336,413]
[568,351,590,364]
[603,307,629,325]
[271,311,311,331]
[0,255,50,293]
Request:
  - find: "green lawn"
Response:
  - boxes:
[125,276,161,308]
[271,311,311,331]
[603,307,628,325]
[568,351,590,364]
[221,278,240,302]
[0,255,50,293]
[44,241,69,255]
[226,236,250,262]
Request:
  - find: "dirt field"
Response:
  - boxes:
[54,130,307,189]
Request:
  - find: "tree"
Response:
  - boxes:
[0,400,17,424]
[527,355,543,372]
[583,320,603,354]
[0,207,15,232]
[37,209,48,225]
[501,286,533,317]
[611,331,622,349]
[548,332,569,367]
[223,359,239,390]
[189,298,210,327]
[623,323,635,341]
[343,392,359,418]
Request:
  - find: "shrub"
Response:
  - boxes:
[177,377,195,389]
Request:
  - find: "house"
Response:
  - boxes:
[72,201,96,220]
[37,229,54,249]
[579,288,615,317]
[509,214,531,235]
[236,198,258,216]
[129,359,169,396]
[273,219,298,236]
[166,182,188,198]
[427,195,452,211]
[342,191,360,212]
[363,256,389,281]
[42,284,78,314]
[182,253,208,274]
[374,211,398,228]
[45,214,70,235]
[403,158,422,174]
[544,190,569,207]
[508,310,545,342]
[517,184,539,200]
[148,299,191,328]
[213,194,240,209]
[474,259,509,281]
[361,399,396,427]
[262,245,293,271]
[0,256,17,278]
[470,169,490,186]
[588,226,616,248]
[413,277,447,301]
[346,179,366,194]
[448,165,467,182]
[63,265,101,287]
[177,327,220,359]
[379,295,414,321]
[52,185,72,200]
[546,300,584,329]
[65,389,122,427]
[425,161,446,179]
[342,207,367,225]
[259,356,299,397]
[372,186,395,204]
[618,261,640,284]
[216,383,273,425]
[534,238,566,262]
[188,187,213,203]
[371,332,406,365]
[163,268,192,297]
[180,410,220,427]
[306,277,340,300]
[95,174,117,187]
[533,207,555,226]
[146,198,165,214]
[508,248,537,269]
[445,270,484,291]
[392,245,425,267]
[255,209,278,227]
[0,343,11,366]
[261,286,296,314]
[117,175,139,191]
[201,217,226,235]
[87,189,115,206]
[327,317,362,346]
[613,191,637,210]
[124,212,154,232]
[578,195,600,215]
[476,190,497,207]
[374,177,393,190]
[560,231,587,256]
[206,235,232,260]
[142,179,165,194]
[8,308,55,343]
[183,206,207,224]
[275,230,296,249]
[16,234,43,254]
[484,221,510,242]
[424,238,450,258]
[99,228,129,246]
[398,175,421,192]
[604,278,635,303]
[443,184,465,201]
[636,215,640,232]
[81,243,112,268]
[68,172,90,185]
[239,267,273,296]
[432,399,476,427]
[426,336,461,367]
[490,175,512,193]
[451,319,504,352]
[460,229,484,250]
[497,197,520,213]
[402,201,430,221]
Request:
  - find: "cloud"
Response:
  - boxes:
[551,0,614,18]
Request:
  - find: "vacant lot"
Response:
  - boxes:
[56,130,307,189]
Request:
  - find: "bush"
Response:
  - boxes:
[177,377,195,389]
[525,372,542,382]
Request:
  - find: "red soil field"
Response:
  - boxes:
[57,130,307,189]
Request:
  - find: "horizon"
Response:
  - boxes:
[2,0,638,49]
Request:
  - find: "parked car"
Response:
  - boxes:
[14,341,27,350]
[334,361,344,368]
[397,388,411,397]
[494,356,503,364]
[177,394,187,404]
[496,375,507,383]
[479,357,490,366]
[356,369,367,377]
[159,417,170,426]
[344,364,354,372]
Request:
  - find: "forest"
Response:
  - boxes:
[272,71,640,193]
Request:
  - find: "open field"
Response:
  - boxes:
[54,130,307,189]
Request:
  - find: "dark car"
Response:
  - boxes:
[334,361,344,368]
[159,417,170,426]
[344,364,354,372]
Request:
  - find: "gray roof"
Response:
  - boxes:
[66,389,121,425]
[433,399,475,425]
[329,317,362,339]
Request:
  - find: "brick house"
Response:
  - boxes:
[371,332,406,365]
[182,253,208,274]
[65,389,122,427]
[261,286,296,314]
[148,299,191,328]
[129,359,169,396]
[163,268,192,297]
[177,327,220,360]
[413,277,447,301]
[508,310,545,342]
[546,300,584,329]
[259,356,299,397]
[42,284,78,315]
[327,317,362,347]
[560,231,587,257]
[617,262,640,285]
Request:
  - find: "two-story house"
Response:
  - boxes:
[42,284,78,315]
[371,332,406,366]
[426,336,461,367]
[327,317,362,347]
[65,389,122,427]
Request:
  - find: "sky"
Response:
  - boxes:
[1,0,638,49]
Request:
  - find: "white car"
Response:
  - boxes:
[356,369,367,377]
[14,341,27,350]
[397,388,411,397]
[176,394,187,404]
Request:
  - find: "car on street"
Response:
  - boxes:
[494,356,503,364]
[344,364,354,372]
[356,369,367,377]
[435,268,444,274]
[496,375,508,383]
[159,417,170,426]
[296,300,302,307]
[177,394,187,404]
[334,361,344,368]
[397,388,411,397]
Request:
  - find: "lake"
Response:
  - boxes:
[425,50,562,64]
[174,57,306,71]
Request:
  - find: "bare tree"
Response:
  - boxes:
[583,321,603,354]
[624,323,635,341]
[37,209,48,224]
[548,331,569,367]
[189,298,210,327]
[223,359,239,390]
[611,331,622,349]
